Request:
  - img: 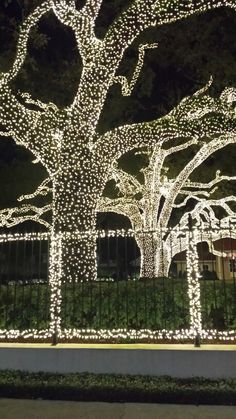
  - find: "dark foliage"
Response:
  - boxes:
[0,370,236,404]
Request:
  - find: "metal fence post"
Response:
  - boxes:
[187,214,202,347]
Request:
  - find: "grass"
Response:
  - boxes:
[0,370,236,405]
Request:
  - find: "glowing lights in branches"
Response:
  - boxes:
[0,0,236,342]
[114,43,158,96]
[99,129,236,278]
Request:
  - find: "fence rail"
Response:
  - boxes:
[0,223,235,344]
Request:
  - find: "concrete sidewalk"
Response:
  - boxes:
[0,399,236,419]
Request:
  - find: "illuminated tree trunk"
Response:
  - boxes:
[137,233,171,278]
[50,161,104,283]
[154,249,171,278]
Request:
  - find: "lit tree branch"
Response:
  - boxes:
[184,170,236,190]
[96,83,236,163]
[193,196,236,222]
[0,204,52,230]
[51,0,102,60]
[104,1,236,58]
[160,134,236,229]
[18,178,52,202]
[111,165,143,197]
[168,217,236,267]
[0,84,61,172]
[1,1,51,84]
[98,196,143,230]
[0,2,64,170]
[164,138,198,156]
[0,177,53,230]
[173,188,218,208]
[114,43,158,96]
[173,171,236,208]
[69,0,236,142]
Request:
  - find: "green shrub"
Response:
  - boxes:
[0,370,236,404]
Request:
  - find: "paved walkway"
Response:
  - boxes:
[0,399,236,419]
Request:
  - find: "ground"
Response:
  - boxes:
[1,400,236,419]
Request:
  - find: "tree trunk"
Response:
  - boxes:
[49,162,103,283]
[154,249,171,278]
[137,233,171,278]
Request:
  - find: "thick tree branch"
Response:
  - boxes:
[104,0,236,72]
[69,0,236,143]
[51,0,102,60]
[95,83,236,164]
[97,196,142,229]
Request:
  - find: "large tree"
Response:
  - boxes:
[0,1,236,335]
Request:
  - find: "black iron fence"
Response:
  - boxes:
[0,223,235,343]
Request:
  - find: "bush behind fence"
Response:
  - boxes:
[0,225,235,342]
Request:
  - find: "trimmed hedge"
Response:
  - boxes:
[0,370,236,405]
[61,278,189,330]
[0,279,236,333]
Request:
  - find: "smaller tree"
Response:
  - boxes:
[98,86,236,277]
